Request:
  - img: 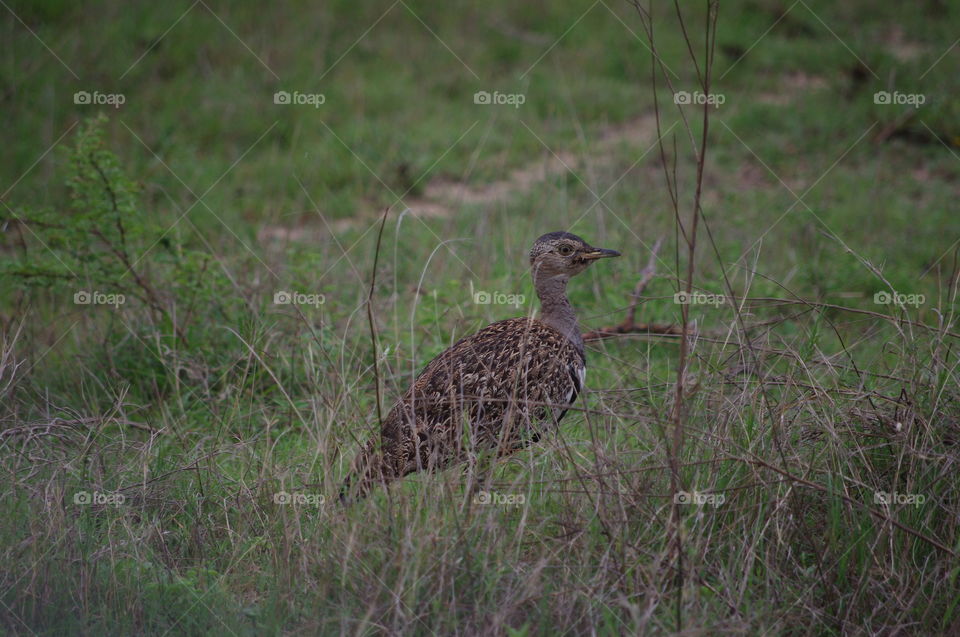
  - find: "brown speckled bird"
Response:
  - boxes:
[340,232,620,500]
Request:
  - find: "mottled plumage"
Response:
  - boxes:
[341,232,619,500]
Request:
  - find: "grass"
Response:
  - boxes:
[2,0,960,634]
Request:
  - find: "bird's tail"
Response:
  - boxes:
[339,438,389,503]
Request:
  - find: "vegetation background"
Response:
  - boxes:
[1,0,958,634]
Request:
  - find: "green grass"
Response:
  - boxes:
[2,0,960,634]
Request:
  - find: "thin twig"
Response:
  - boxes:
[368,208,390,435]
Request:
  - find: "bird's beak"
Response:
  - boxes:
[581,247,621,260]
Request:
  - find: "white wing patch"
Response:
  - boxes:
[556,365,585,421]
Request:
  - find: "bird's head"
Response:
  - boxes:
[529,231,620,280]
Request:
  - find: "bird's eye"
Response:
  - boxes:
[557,245,573,256]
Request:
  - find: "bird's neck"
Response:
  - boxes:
[534,273,583,353]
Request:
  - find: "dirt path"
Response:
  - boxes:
[259,113,661,241]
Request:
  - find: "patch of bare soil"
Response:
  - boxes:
[258,113,661,242]
[756,71,829,105]
[886,26,925,62]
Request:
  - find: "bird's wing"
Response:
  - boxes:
[344,317,584,497]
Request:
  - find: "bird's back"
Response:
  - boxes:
[343,317,585,497]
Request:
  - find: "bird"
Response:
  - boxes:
[340,231,620,500]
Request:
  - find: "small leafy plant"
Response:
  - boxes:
[2,115,214,343]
